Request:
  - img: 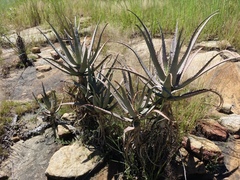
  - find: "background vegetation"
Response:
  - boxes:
[0,0,240,50]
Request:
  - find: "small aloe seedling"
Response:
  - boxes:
[33,83,61,138]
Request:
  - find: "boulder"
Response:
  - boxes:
[45,142,103,179]
[218,114,240,134]
[196,119,228,141]
[182,134,223,163]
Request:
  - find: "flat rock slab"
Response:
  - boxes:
[1,66,66,101]
[2,26,55,45]
[45,142,102,179]
[215,140,240,180]
[1,129,61,180]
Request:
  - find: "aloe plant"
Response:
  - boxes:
[39,17,120,146]
[33,83,61,138]
[38,18,110,81]
[122,10,240,103]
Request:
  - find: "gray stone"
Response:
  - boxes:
[0,129,60,180]
[218,114,240,134]
[182,51,224,85]
[45,142,103,179]
[217,103,234,114]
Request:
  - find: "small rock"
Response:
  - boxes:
[182,134,223,163]
[50,51,60,60]
[36,65,52,72]
[57,125,70,135]
[61,113,77,121]
[196,119,228,141]
[36,73,45,79]
[57,125,75,139]
[218,114,240,134]
[217,103,234,114]
[31,47,41,54]
[55,58,64,64]
[11,136,20,143]
[45,142,103,179]
[28,54,39,61]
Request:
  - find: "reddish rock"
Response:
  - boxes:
[50,51,60,60]
[182,134,224,163]
[197,119,228,141]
